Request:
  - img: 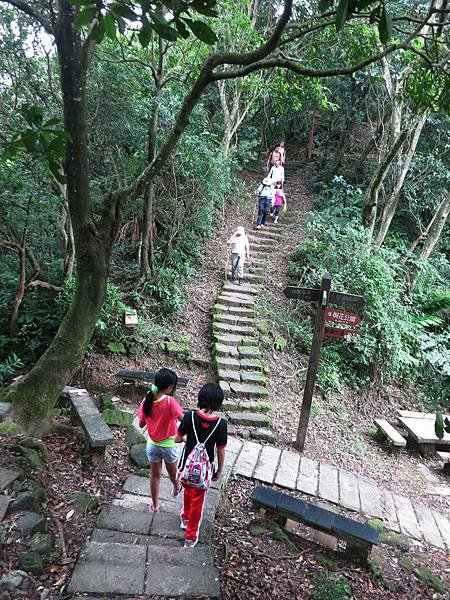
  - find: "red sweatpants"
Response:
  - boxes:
[181,483,206,542]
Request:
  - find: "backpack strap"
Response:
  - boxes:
[191,410,199,445]
[202,417,222,445]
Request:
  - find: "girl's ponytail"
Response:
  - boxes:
[143,383,158,418]
[143,368,178,417]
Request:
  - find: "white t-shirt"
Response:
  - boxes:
[227,234,249,257]
[268,165,285,183]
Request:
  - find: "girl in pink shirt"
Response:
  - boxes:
[137,368,184,512]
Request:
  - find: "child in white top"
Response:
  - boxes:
[227,226,250,284]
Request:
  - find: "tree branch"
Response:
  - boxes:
[1,0,53,33]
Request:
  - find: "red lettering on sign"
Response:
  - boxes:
[324,326,362,338]
[325,308,361,326]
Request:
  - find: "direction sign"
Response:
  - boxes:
[328,291,365,310]
[325,308,361,326]
[324,326,362,338]
[283,287,321,302]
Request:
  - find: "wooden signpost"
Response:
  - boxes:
[284,273,365,452]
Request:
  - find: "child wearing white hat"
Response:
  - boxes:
[227,226,250,284]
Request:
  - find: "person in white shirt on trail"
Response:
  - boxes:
[267,159,285,184]
[227,226,250,284]
[279,140,286,165]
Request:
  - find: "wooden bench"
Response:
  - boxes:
[250,486,378,562]
[374,419,406,449]
[63,387,115,456]
[116,369,189,388]
[437,451,450,475]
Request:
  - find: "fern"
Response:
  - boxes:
[0,352,24,386]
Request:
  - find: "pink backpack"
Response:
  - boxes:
[180,412,222,490]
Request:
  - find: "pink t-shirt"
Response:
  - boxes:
[274,190,284,206]
[137,395,183,442]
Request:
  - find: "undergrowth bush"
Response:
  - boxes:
[288,181,449,402]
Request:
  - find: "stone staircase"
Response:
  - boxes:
[68,437,243,599]
[212,218,296,442]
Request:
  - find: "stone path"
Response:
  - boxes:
[227,438,450,551]
[212,217,298,442]
[68,439,242,599]
[69,435,450,597]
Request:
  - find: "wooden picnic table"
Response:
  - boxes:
[397,412,450,457]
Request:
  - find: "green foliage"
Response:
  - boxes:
[0,352,24,386]
[312,573,352,600]
[70,0,218,46]
[2,104,69,183]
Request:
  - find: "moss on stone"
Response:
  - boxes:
[0,421,22,436]
[415,567,446,594]
[261,335,271,347]
[269,521,298,555]
[274,337,287,351]
[249,524,267,537]
[257,320,269,334]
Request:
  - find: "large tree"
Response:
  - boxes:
[0,0,447,433]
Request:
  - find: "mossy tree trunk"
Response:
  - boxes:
[1,1,117,434]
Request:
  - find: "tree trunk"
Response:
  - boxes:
[0,1,114,433]
[9,245,26,336]
[362,128,409,235]
[407,197,450,292]
[141,40,164,278]
[373,111,428,247]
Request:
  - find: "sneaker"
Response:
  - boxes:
[184,539,197,548]
[274,217,278,223]
[256,225,261,229]
[237,278,242,285]
[180,517,189,530]
[149,504,160,513]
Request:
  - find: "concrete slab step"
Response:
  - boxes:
[213,334,256,346]
[213,313,254,325]
[241,272,264,283]
[213,303,255,317]
[222,282,260,295]
[216,294,254,307]
[213,322,255,335]
[228,412,271,426]
[0,468,20,491]
[0,495,10,522]
[215,357,264,372]
[68,542,147,596]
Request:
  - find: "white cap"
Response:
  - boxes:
[263,177,272,185]
[235,226,245,235]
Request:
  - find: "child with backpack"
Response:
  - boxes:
[175,383,227,548]
[271,181,286,223]
[137,368,184,513]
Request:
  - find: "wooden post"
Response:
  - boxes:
[294,272,331,452]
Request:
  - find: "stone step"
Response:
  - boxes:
[251,229,283,241]
[213,322,255,335]
[68,541,220,598]
[217,294,254,307]
[238,346,261,359]
[247,235,276,245]
[229,382,268,397]
[249,243,273,253]
[213,334,256,346]
[215,357,264,372]
[222,282,260,295]
[218,369,241,383]
[250,428,279,443]
[0,495,10,522]
[213,313,254,325]
[247,265,265,274]
[0,468,20,491]
[213,303,255,317]
[239,400,270,412]
[241,272,264,283]
[228,412,271,427]
[240,371,267,385]
[214,344,238,358]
